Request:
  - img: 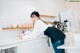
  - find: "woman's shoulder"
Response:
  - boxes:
[35,20,44,24]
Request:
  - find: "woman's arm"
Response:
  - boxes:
[18,20,48,40]
[24,20,48,38]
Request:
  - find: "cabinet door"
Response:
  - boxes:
[0,47,18,53]
[20,38,54,53]
[0,43,21,53]
[67,49,80,53]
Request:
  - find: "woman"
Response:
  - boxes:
[19,11,66,53]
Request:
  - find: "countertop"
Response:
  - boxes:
[0,35,47,47]
[58,33,80,49]
[57,44,80,49]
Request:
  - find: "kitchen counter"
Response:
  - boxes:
[57,33,80,53]
[58,44,80,49]
[0,35,47,48]
[0,35,54,53]
[57,44,80,53]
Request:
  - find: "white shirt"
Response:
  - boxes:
[24,20,52,39]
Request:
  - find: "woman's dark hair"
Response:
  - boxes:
[30,11,40,18]
[30,11,46,23]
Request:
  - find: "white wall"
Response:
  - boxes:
[0,0,66,39]
[65,2,80,33]
[59,10,76,32]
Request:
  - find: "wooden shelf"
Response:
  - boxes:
[2,27,33,30]
[2,21,55,30]
[40,14,57,18]
[2,14,56,30]
[2,22,54,30]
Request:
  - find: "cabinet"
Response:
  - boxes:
[19,37,54,53]
[0,47,17,53]
[0,37,54,53]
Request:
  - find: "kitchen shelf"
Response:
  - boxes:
[2,21,54,30]
[40,14,57,18]
[2,14,56,30]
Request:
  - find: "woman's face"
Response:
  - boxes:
[31,15,39,22]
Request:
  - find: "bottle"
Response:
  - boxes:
[31,22,33,28]
[23,24,25,28]
[26,23,28,28]
[11,25,13,28]
[17,25,19,28]
[28,23,30,28]
[21,24,23,28]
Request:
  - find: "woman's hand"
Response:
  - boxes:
[17,34,24,40]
